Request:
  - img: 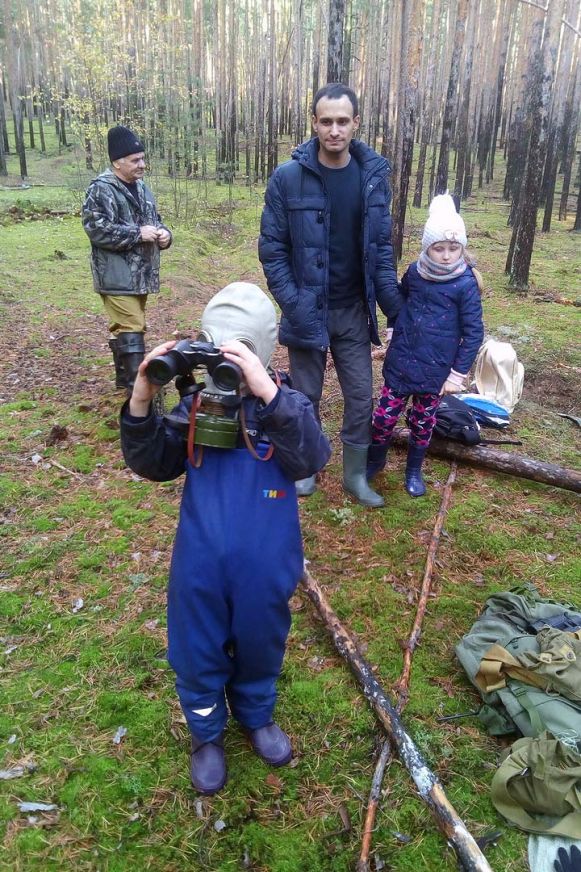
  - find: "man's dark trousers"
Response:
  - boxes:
[288,298,372,446]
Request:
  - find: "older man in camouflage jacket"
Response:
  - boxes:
[82,125,172,393]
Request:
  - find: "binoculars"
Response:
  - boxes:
[146,339,242,392]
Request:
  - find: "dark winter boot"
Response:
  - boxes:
[295,475,317,497]
[117,332,146,397]
[343,444,384,508]
[108,337,128,390]
[247,723,292,767]
[190,734,227,794]
[405,443,428,497]
[366,441,390,482]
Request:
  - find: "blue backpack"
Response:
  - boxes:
[457,394,511,430]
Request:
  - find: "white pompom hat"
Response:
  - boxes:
[421,193,467,252]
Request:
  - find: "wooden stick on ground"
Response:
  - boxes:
[396,461,459,707]
[302,567,493,872]
[390,428,581,493]
[357,739,392,872]
[357,462,459,872]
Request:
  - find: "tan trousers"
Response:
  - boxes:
[100,294,147,335]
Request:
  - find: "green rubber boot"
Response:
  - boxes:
[343,444,384,508]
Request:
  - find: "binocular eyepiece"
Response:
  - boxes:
[146,339,242,392]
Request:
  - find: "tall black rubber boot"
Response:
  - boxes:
[108,338,128,390]
[117,332,146,397]
[343,444,384,508]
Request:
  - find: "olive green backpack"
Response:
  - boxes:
[455,584,581,739]
[491,731,581,839]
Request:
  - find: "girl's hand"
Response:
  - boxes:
[440,369,466,395]
[220,341,277,405]
[440,379,462,395]
[129,340,177,416]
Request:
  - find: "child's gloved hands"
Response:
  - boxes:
[220,341,278,406]
[555,845,581,872]
[129,340,177,417]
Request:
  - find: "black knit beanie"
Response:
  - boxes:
[108,126,145,161]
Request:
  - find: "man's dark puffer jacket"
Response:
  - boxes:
[258,138,402,350]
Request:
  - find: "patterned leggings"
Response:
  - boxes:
[372,385,441,448]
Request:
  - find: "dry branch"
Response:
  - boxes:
[357,740,392,872]
[301,568,493,872]
[396,462,459,706]
[358,462,459,871]
[390,429,581,493]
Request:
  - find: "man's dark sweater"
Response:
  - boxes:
[319,157,363,309]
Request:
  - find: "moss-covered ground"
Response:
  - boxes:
[1,129,579,871]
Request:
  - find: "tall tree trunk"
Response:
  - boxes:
[454,0,477,197]
[435,0,469,194]
[3,0,28,177]
[392,0,423,261]
[327,0,345,83]
[558,66,581,221]
[574,153,581,231]
[507,0,567,288]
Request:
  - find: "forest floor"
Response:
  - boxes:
[1,136,580,872]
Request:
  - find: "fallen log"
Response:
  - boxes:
[302,568,493,872]
[390,428,581,493]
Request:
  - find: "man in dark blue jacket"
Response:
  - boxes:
[259,83,402,508]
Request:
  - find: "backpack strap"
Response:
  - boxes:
[511,683,546,736]
[472,267,484,294]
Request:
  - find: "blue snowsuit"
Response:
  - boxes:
[120,381,331,743]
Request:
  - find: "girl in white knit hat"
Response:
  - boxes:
[367,194,484,496]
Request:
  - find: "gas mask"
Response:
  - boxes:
[149,283,277,449]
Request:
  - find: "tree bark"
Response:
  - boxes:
[327,0,345,83]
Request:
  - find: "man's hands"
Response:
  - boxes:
[140,225,171,247]
[220,341,277,406]
[156,227,171,248]
[128,340,177,417]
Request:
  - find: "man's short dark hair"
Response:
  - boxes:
[312,84,358,118]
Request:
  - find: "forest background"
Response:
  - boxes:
[1,0,580,870]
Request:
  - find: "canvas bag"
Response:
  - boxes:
[474,338,524,413]
[455,586,581,738]
[491,732,581,839]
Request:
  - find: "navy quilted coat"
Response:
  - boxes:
[258,138,402,350]
[383,262,484,395]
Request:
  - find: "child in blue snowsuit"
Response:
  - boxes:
[120,282,331,794]
[367,195,484,496]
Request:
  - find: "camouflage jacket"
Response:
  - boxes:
[82,169,172,296]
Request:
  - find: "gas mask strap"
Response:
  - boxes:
[238,371,282,462]
[187,393,204,468]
